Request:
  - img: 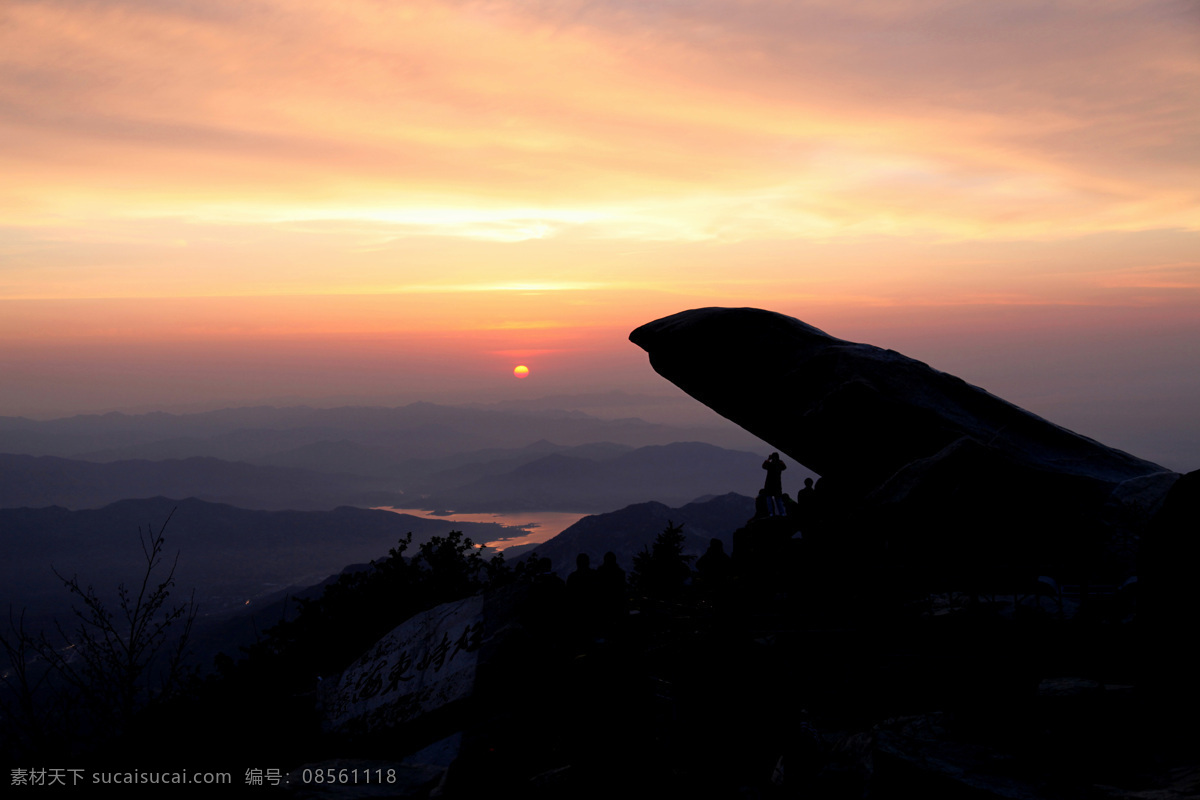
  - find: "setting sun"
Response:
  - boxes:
[513,365,530,379]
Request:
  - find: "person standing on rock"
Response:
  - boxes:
[762,452,787,497]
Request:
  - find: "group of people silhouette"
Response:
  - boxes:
[518,550,628,639]
[566,551,627,622]
[756,451,817,521]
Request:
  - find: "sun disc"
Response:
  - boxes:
[513,365,530,379]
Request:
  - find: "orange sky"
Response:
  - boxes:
[1,1,1198,467]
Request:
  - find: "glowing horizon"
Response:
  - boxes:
[1,0,1198,467]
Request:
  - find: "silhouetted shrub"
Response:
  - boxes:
[0,512,195,757]
[240,530,509,683]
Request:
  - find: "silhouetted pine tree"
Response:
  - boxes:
[630,520,693,600]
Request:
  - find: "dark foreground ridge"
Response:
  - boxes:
[3,308,1196,798]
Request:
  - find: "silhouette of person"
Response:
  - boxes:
[567,553,602,633]
[524,556,567,631]
[597,552,626,597]
[794,477,816,523]
[568,552,599,593]
[763,452,787,497]
[596,551,627,627]
[696,538,732,585]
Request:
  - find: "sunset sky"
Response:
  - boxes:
[2,1,1198,468]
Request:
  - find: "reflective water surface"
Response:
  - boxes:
[374,507,588,551]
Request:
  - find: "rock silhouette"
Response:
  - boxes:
[631,307,1179,565]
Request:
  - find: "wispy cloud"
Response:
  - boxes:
[393,281,609,294]
[2,0,1199,377]
[1096,262,1200,290]
[3,0,1196,246]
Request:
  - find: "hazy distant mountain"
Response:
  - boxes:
[256,439,633,484]
[401,441,631,494]
[0,402,764,463]
[503,492,756,575]
[0,453,404,511]
[0,437,805,515]
[423,442,776,513]
[0,497,520,631]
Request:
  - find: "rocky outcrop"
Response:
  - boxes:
[320,586,529,737]
[631,308,1178,568]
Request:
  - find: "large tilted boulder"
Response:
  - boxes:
[322,594,486,734]
[631,307,1178,570]
[321,586,527,736]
